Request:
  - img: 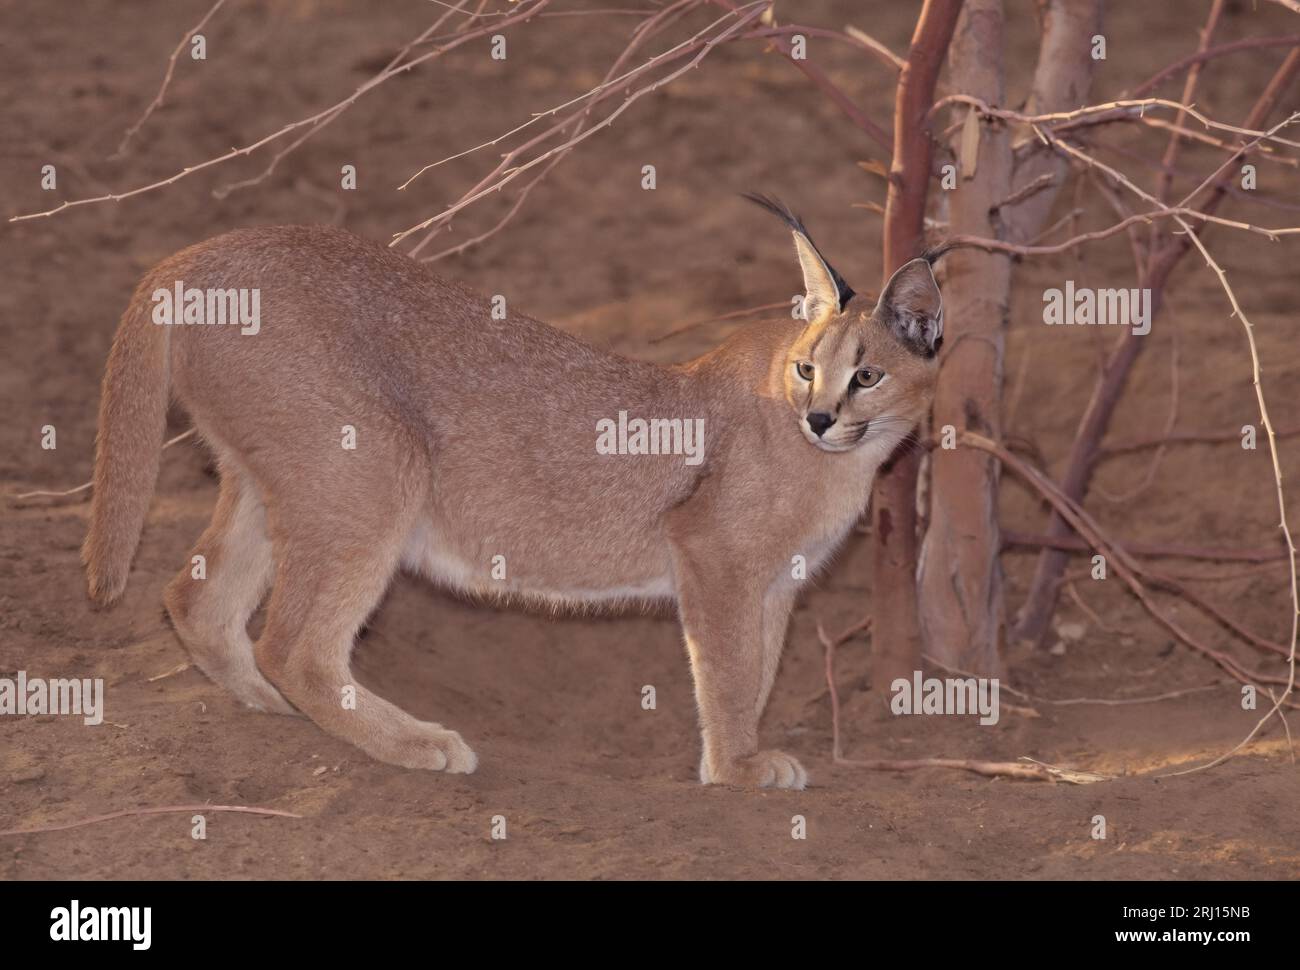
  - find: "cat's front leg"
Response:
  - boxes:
[671,552,807,790]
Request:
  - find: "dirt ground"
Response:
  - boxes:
[3,0,1300,880]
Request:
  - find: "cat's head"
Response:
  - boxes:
[744,193,945,453]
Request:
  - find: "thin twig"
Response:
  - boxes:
[13,429,197,501]
[391,2,769,248]
[409,0,712,258]
[1097,424,1300,459]
[112,0,229,158]
[1065,580,1121,635]
[396,0,711,191]
[1161,219,1299,774]
[933,94,1300,149]
[0,804,301,837]
[1131,35,1300,99]
[648,300,790,344]
[213,2,476,199]
[921,652,1221,707]
[1095,325,1179,503]
[816,619,1107,783]
[10,0,551,223]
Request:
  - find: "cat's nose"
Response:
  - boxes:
[807,412,835,437]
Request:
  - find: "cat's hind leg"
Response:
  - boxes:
[250,445,476,773]
[163,464,294,715]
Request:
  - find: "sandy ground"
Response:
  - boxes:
[2,0,1300,879]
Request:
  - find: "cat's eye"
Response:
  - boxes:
[795,361,816,382]
[852,367,884,389]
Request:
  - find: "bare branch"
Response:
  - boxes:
[1014,48,1300,645]
[963,432,1296,696]
[10,0,551,223]
[212,1,481,199]
[1164,214,1300,773]
[390,1,769,248]
[1002,530,1289,564]
[396,0,708,191]
[935,94,1300,151]
[1097,424,1300,459]
[408,0,709,258]
[111,0,229,159]
[948,200,1300,258]
[1132,35,1300,98]
[727,7,891,149]
[1153,0,1225,206]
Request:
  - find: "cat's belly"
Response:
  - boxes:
[399,518,676,607]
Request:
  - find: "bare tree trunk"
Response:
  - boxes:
[918,0,1103,671]
[1002,0,1105,244]
[872,0,963,697]
[916,0,1011,676]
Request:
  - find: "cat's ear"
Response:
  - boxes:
[875,256,943,358]
[742,193,854,322]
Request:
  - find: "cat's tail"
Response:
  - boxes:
[82,284,172,605]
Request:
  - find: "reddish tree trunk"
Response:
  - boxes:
[871,0,963,696]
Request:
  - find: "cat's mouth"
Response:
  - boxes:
[799,422,865,452]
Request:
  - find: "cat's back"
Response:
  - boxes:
[154,224,549,349]
[151,225,698,438]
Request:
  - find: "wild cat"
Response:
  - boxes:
[82,196,945,790]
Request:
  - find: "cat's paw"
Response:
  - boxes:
[372,723,478,773]
[705,750,808,790]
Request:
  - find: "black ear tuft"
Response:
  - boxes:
[741,191,808,238]
[741,192,855,312]
[920,240,958,266]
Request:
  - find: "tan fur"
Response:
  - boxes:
[83,223,942,789]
